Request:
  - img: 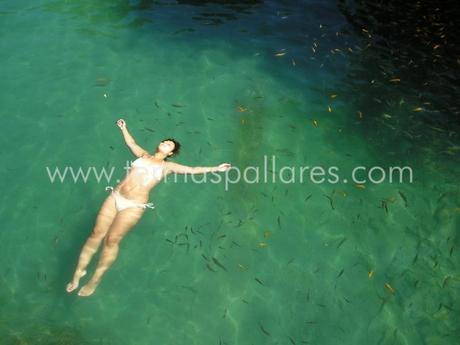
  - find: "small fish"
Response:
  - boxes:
[95,77,110,86]
[330,94,337,98]
[304,194,312,202]
[217,234,227,240]
[255,277,265,286]
[212,257,227,271]
[277,215,281,227]
[442,276,451,288]
[384,282,396,294]
[323,194,334,210]
[154,101,160,108]
[368,270,374,279]
[257,242,268,248]
[288,336,297,345]
[337,269,344,278]
[206,263,217,272]
[259,324,271,336]
[172,103,185,108]
[386,196,397,203]
[355,184,366,189]
[238,263,248,271]
[291,58,296,66]
[181,285,197,294]
[275,52,286,57]
[381,200,389,215]
[312,119,318,128]
[389,78,400,82]
[398,191,408,207]
[237,105,247,112]
[413,107,423,112]
[144,127,155,133]
[337,237,347,248]
[327,105,332,112]
[287,258,295,265]
[357,111,363,118]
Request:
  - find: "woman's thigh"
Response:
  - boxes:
[92,195,117,237]
[106,207,145,242]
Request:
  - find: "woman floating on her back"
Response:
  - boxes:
[66,119,231,296]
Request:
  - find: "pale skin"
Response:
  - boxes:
[66,119,231,297]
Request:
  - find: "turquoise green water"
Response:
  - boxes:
[1,0,459,344]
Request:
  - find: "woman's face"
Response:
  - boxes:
[158,140,175,155]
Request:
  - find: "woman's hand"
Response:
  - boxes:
[216,163,232,172]
[116,119,126,130]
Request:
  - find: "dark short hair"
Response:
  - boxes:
[162,138,181,157]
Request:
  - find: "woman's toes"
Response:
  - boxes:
[66,282,77,293]
[78,284,96,297]
[66,271,87,293]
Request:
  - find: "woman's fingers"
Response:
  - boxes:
[116,119,126,128]
[219,163,232,171]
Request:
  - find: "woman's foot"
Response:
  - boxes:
[66,270,87,293]
[78,281,98,297]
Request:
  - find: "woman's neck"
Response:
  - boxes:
[153,152,167,161]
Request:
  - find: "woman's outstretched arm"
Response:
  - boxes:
[165,161,231,175]
[116,119,149,158]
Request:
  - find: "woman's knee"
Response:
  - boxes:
[90,228,102,238]
[104,234,122,247]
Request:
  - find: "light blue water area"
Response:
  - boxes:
[0,0,459,344]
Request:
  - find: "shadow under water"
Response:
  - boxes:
[338,0,460,116]
[331,0,460,164]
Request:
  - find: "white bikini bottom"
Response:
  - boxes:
[105,186,155,212]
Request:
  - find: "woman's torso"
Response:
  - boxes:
[116,157,166,201]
